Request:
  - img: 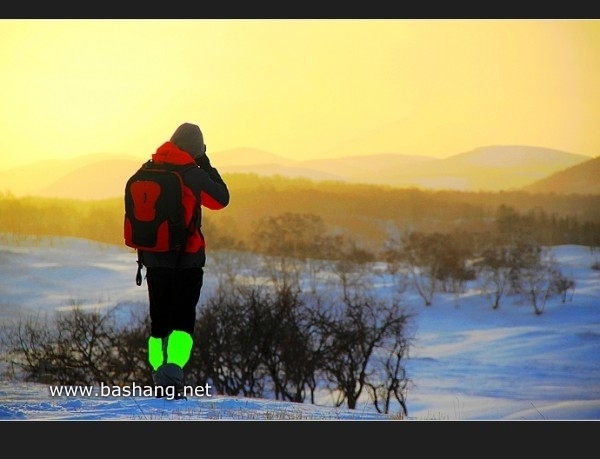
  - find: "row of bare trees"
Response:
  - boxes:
[190,286,412,414]
[223,211,577,315]
[381,230,575,314]
[0,285,414,417]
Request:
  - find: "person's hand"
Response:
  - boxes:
[195,151,211,170]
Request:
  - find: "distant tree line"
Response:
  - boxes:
[1,183,599,254]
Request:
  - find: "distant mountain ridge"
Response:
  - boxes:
[523,155,600,195]
[0,146,593,200]
[186,145,592,192]
[0,153,142,200]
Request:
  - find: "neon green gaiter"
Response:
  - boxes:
[148,336,164,372]
[166,330,193,368]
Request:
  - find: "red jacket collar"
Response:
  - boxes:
[152,141,196,166]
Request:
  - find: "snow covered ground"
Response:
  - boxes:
[0,236,599,421]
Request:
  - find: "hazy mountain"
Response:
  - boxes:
[0,153,142,199]
[351,145,590,191]
[0,145,592,199]
[35,158,144,200]
[523,155,600,195]
[211,147,345,181]
[209,147,297,168]
[213,145,590,192]
[301,153,438,178]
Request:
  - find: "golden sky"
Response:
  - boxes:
[1,19,599,170]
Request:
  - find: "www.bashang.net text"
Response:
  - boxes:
[47,382,213,401]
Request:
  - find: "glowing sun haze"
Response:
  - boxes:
[0,19,599,170]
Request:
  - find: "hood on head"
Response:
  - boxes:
[169,122,206,159]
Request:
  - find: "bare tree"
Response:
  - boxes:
[191,287,269,397]
[251,212,330,292]
[329,235,376,299]
[512,246,564,315]
[0,304,148,385]
[365,332,412,417]
[208,248,259,294]
[316,292,413,411]
[259,286,322,403]
[551,270,576,304]
[474,245,513,309]
[396,231,442,306]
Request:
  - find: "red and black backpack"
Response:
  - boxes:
[124,160,196,253]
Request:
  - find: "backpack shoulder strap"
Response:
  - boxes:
[140,159,154,169]
[135,251,144,286]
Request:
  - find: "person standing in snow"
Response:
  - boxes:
[138,122,230,397]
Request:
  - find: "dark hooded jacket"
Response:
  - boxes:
[139,123,230,269]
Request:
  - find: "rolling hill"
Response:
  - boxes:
[523,155,600,195]
[0,146,592,200]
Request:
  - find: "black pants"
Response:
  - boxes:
[146,267,204,338]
